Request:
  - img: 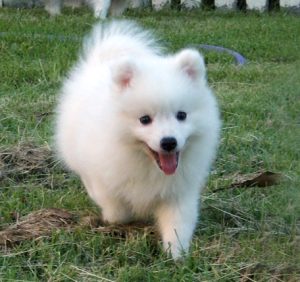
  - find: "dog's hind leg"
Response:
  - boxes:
[89,0,112,19]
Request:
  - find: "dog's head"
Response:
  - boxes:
[110,49,214,175]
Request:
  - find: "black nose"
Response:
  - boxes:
[160,137,177,152]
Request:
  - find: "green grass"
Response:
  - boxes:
[1,7,300,281]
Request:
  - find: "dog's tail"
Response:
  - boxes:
[82,20,162,62]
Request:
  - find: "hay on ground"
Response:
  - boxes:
[0,142,56,182]
[0,208,76,247]
[0,208,156,249]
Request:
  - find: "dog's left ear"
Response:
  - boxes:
[174,49,206,81]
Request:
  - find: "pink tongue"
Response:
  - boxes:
[159,153,178,175]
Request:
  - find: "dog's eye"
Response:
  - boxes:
[176,111,187,121]
[139,115,152,125]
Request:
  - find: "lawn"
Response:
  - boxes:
[0,6,300,281]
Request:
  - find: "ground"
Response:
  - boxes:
[0,7,299,281]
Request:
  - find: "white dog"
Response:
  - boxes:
[44,0,138,18]
[55,20,220,259]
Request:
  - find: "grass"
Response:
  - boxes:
[1,6,300,281]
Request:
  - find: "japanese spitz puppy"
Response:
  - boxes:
[44,0,138,18]
[55,20,220,259]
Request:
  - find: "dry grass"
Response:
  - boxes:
[0,208,76,248]
[0,206,156,250]
[0,142,55,182]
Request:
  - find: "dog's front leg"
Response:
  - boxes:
[155,193,199,259]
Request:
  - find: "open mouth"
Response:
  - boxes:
[148,147,179,175]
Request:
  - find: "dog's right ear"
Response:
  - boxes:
[111,59,136,91]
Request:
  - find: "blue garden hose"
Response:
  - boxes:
[190,44,247,66]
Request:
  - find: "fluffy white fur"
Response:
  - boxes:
[55,20,220,259]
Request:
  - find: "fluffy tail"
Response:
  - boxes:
[82,20,162,62]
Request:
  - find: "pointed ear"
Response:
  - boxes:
[111,59,136,91]
[174,49,206,80]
